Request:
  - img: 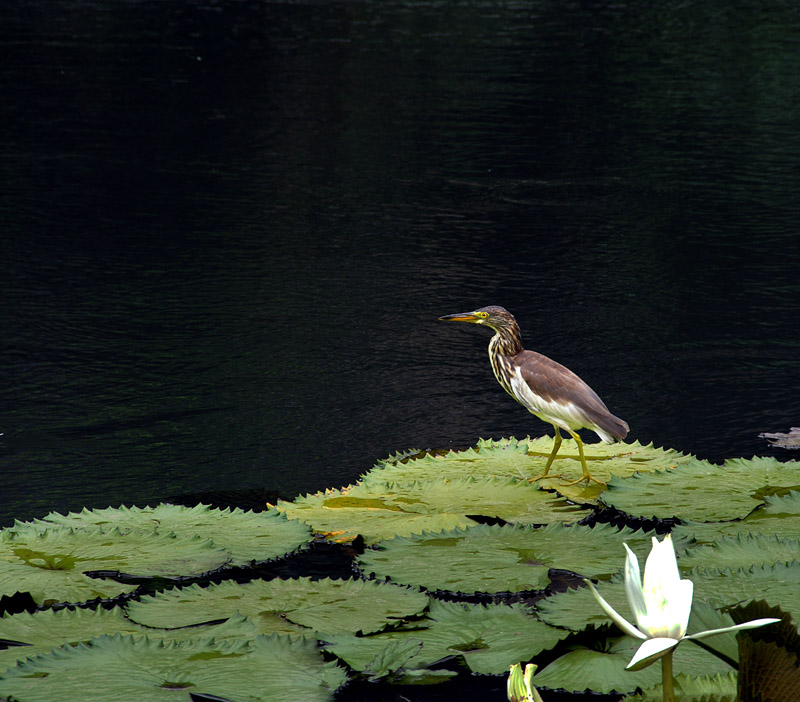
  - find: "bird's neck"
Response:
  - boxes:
[488,324,523,358]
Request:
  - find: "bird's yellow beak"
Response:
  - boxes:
[439,312,481,323]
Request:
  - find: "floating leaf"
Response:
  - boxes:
[0,560,136,607]
[358,523,658,594]
[624,672,738,702]
[537,578,629,631]
[276,487,474,544]
[675,491,800,545]
[0,607,140,671]
[600,457,800,521]
[326,600,570,675]
[680,533,800,572]
[363,437,693,505]
[126,577,428,636]
[0,634,347,702]
[691,563,800,622]
[276,476,585,544]
[0,523,230,580]
[33,505,312,566]
[0,608,262,672]
[532,635,732,694]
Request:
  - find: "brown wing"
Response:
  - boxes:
[512,350,628,439]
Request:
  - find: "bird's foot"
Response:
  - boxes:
[561,474,607,488]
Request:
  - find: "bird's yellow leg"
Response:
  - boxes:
[528,427,565,482]
[561,430,607,487]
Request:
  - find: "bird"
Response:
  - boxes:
[439,305,628,486]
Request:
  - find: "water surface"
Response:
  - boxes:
[2,0,799,526]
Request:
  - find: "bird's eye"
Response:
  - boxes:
[477,312,488,318]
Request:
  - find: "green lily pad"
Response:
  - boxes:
[0,560,136,607]
[32,505,312,566]
[691,562,800,622]
[0,608,263,673]
[276,476,586,544]
[0,523,230,579]
[600,457,800,521]
[358,523,660,594]
[326,599,570,675]
[532,635,732,694]
[126,577,429,636]
[624,672,738,701]
[537,578,631,631]
[275,485,476,544]
[680,533,800,572]
[674,491,800,545]
[0,607,140,672]
[0,634,347,702]
[364,437,693,505]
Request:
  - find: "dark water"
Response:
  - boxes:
[2,0,800,530]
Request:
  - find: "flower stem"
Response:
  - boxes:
[661,649,675,702]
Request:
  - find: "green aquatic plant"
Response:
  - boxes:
[359,523,662,594]
[0,634,347,702]
[33,504,313,566]
[0,437,798,700]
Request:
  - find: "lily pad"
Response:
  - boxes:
[691,562,800,622]
[0,634,347,702]
[624,672,738,701]
[532,635,732,694]
[680,533,800,572]
[358,523,660,594]
[0,560,136,607]
[0,607,141,671]
[276,476,587,544]
[326,599,570,675]
[363,437,693,505]
[0,608,262,672]
[126,577,429,636]
[0,523,230,579]
[600,457,800,521]
[674,491,800,545]
[32,505,312,566]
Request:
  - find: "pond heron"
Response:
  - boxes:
[439,305,628,486]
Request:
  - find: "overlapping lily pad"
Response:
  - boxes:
[623,672,739,701]
[600,456,800,521]
[126,577,429,636]
[358,523,659,594]
[0,608,266,673]
[0,634,347,702]
[29,504,312,566]
[532,635,733,694]
[275,476,587,544]
[326,599,570,675]
[365,437,694,504]
[0,559,136,607]
[680,533,800,572]
[0,523,230,605]
[0,523,229,579]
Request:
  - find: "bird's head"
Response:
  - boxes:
[439,305,518,332]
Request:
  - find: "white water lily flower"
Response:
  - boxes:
[586,534,780,671]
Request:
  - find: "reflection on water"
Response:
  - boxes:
[1,0,800,525]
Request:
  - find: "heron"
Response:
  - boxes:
[439,305,628,485]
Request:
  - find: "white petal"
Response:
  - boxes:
[584,579,647,640]
[626,637,681,671]
[643,535,681,593]
[686,618,782,641]
[623,544,647,622]
[640,578,692,639]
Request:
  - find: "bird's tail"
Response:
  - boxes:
[594,414,629,443]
